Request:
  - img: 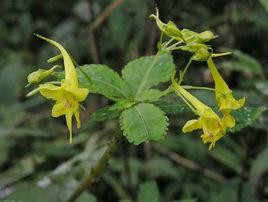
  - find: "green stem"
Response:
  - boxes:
[162,86,174,95]
[166,40,184,51]
[163,38,174,48]
[181,85,215,91]
[66,133,122,202]
[211,52,232,58]
[179,58,192,84]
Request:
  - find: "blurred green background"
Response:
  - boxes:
[0,0,268,201]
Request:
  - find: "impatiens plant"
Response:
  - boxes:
[25,9,264,202]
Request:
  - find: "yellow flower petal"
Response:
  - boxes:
[38,83,63,100]
[74,110,81,129]
[65,111,74,144]
[238,97,246,107]
[182,119,201,132]
[222,114,235,128]
[52,101,66,117]
[201,131,223,150]
[64,86,89,101]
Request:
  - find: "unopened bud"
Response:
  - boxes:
[181,29,197,43]
[178,42,207,53]
[195,31,215,43]
[27,65,61,85]
[191,48,211,61]
[150,8,182,40]
[47,54,63,63]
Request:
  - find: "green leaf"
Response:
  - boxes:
[138,180,160,202]
[135,89,166,102]
[230,106,266,132]
[78,64,130,100]
[122,53,175,98]
[120,103,168,145]
[91,99,135,121]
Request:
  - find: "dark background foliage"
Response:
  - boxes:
[0,0,268,202]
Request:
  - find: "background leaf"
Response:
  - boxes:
[259,0,268,13]
[138,180,160,202]
[230,106,266,132]
[221,50,263,75]
[250,147,268,186]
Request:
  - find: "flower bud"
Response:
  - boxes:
[181,29,197,43]
[178,42,207,53]
[47,54,62,63]
[27,65,60,85]
[150,8,182,40]
[191,48,211,61]
[164,21,182,38]
[195,31,215,43]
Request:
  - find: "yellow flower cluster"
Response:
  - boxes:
[26,35,89,143]
[152,9,245,149]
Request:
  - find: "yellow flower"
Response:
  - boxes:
[27,35,89,143]
[207,57,245,126]
[172,73,231,150]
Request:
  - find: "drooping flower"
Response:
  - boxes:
[27,34,89,143]
[171,72,233,150]
[207,57,245,126]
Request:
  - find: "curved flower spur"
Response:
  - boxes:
[26,35,89,143]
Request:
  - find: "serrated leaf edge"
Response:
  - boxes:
[119,103,169,145]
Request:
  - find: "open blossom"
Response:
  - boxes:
[172,73,233,150]
[27,35,89,143]
[207,57,245,127]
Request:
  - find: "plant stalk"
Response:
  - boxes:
[66,133,122,202]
